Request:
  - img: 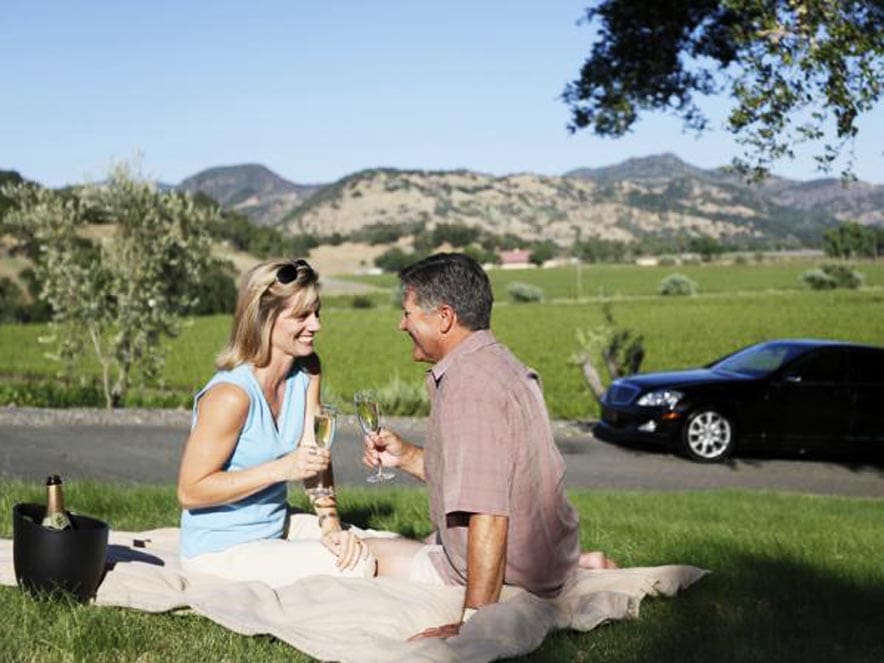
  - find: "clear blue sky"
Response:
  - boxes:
[3,0,882,188]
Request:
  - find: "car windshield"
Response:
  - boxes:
[712,343,808,377]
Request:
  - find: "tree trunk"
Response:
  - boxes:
[602,348,621,380]
[579,355,607,402]
[88,325,114,409]
[111,363,129,409]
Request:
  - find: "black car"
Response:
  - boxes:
[594,339,884,462]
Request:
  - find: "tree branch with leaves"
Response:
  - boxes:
[571,302,645,405]
[562,0,883,181]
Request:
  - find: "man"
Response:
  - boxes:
[363,252,616,640]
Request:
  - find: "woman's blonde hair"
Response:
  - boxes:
[215,258,319,370]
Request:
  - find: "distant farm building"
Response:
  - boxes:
[498,249,532,269]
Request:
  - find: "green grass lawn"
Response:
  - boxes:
[3,287,884,419]
[1,481,881,662]
[2,260,884,418]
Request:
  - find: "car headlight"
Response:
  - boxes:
[636,390,683,409]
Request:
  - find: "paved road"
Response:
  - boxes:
[1,414,881,497]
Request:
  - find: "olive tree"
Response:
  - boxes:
[571,302,645,404]
[563,1,883,180]
[2,165,219,407]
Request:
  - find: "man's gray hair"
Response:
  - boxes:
[398,253,493,330]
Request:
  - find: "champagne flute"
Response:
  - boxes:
[354,391,394,483]
[309,404,337,498]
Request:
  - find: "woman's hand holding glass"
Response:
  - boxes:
[280,444,330,482]
[307,404,337,498]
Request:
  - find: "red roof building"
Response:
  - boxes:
[498,249,532,268]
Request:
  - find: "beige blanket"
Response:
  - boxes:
[0,528,706,662]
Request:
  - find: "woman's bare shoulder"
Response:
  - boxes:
[198,382,250,420]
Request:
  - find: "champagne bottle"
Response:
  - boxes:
[41,474,73,530]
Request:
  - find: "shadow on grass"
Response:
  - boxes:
[301,491,884,662]
[519,546,884,663]
[326,489,432,541]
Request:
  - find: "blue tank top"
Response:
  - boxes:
[179,363,310,558]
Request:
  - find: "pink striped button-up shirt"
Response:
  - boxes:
[423,330,580,598]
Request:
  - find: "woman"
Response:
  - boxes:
[177,258,374,586]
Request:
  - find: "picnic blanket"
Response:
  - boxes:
[0,528,706,662]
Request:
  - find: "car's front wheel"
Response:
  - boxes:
[679,408,736,462]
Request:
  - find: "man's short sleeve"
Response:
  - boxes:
[435,381,512,517]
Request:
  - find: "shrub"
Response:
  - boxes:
[800,269,838,290]
[659,273,698,296]
[373,247,409,272]
[373,373,429,416]
[528,240,557,266]
[658,255,678,267]
[375,247,426,273]
[801,264,864,290]
[821,263,864,289]
[16,268,53,322]
[351,295,375,309]
[461,244,498,266]
[0,378,194,409]
[432,223,480,248]
[0,271,52,323]
[0,379,105,408]
[507,282,544,303]
[191,259,237,315]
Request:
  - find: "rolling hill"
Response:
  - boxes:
[176,155,883,248]
[178,164,324,227]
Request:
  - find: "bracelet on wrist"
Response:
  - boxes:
[310,492,336,508]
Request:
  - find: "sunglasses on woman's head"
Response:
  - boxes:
[276,260,310,284]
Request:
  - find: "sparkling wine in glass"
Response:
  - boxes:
[354,391,394,483]
[309,404,336,497]
[314,405,336,450]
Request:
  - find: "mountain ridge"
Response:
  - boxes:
[564,152,725,183]
[6,157,881,247]
[175,156,883,243]
[178,163,325,227]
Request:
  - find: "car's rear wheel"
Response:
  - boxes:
[680,408,736,462]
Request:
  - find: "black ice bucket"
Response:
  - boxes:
[12,503,109,603]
